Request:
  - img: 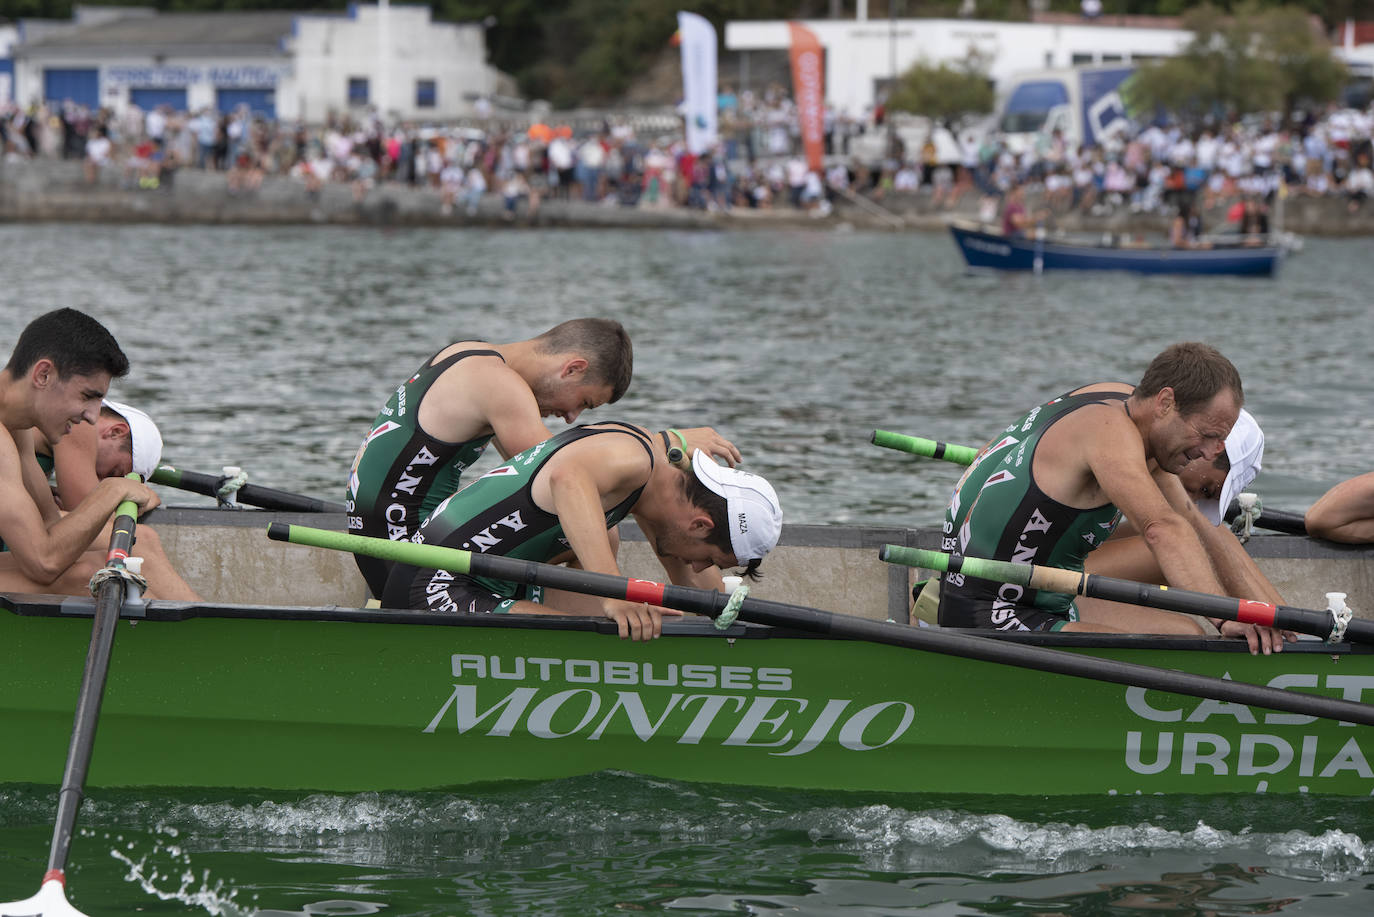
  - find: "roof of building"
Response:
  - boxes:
[22,11,300,50]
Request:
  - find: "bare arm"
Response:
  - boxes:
[0,429,159,584]
[17,429,62,524]
[670,427,741,467]
[1306,472,1374,544]
[416,354,553,461]
[51,421,102,508]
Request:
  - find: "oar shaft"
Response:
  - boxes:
[47,496,139,875]
[270,524,1374,728]
[870,430,977,466]
[882,545,1374,644]
[1226,503,1308,536]
[151,465,346,514]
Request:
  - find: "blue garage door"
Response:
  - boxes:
[216,88,275,120]
[43,68,99,108]
[130,88,188,112]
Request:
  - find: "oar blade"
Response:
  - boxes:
[0,875,92,917]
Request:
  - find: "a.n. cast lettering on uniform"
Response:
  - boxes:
[382,445,445,539]
[463,512,528,552]
[989,509,1055,630]
[425,568,459,613]
[1011,508,1053,564]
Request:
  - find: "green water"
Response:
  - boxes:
[1,224,1371,913]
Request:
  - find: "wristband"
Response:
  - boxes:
[660,429,690,470]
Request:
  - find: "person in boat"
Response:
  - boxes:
[1169,199,1209,249]
[999,183,1043,238]
[32,399,162,509]
[1305,472,1374,544]
[380,421,782,642]
[0,308,198,600]
[347,319,740,598]
[919,342,1290,654]
[1084,406,1290,614]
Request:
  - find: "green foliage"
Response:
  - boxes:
[1128,2,1346,122]
[886,58,994,124]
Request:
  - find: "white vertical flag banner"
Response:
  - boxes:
[677,11,718,155]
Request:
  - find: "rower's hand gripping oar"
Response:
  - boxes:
[0,477,144,917]
[266,524,1374,728]
[151,464,346,514]
[881,545,1366,645]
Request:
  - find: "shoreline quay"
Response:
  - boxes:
[4,160,1373,236]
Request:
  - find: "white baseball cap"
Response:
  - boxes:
[103,399,163,481]
[1197,408,1264,526]
[690,450,783,563]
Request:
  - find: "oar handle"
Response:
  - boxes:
[870,430,977,466]
[881,544,1374,645]
[152,465,346,513]
[267,524,1374,728]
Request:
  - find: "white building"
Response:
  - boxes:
[725,16,1192,118]
[11,4,511,122]
[0,24,16,104]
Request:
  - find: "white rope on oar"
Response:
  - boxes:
[87,564,148,597]
[1230,492,1262,543]
[714,581,750,630]
[216,466,249,507]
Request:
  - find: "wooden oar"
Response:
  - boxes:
[0,484,142,917]
[266,523,1374,728]
[870,430,976,466]
[151,464,346,513]
[872,429,1315,535]
[881,544,1371,645]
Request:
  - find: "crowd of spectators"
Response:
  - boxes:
[0,86,1371,225]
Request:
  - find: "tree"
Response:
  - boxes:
[1129,2,1346,125]
[885,56,994,126]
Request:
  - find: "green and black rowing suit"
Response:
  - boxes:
[937,389,1127,631]
[346,345,502,597]
[381,421,654,613]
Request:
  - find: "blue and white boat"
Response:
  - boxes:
[949,221,1283,277]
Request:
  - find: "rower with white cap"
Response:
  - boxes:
[34,398,165,509]
[381,421,784,642]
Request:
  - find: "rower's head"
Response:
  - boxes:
[1179,408,1264,525]
[1135,342,1243,473]
[654,450,783,579]
[96,400,164,481]
[529,318,633,424]
[6,309,129,441]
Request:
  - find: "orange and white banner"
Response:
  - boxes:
[788,22,825,172]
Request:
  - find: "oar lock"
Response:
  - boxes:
[715,575,749,630]
[1230,492,1262,542]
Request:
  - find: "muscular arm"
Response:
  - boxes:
[0,429,158,584]
[51,421,102,508]
[17,429,62,524]
[1306,472,1374,544]
[416,353,552,461]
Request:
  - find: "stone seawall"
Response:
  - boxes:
[3,159,1371,235]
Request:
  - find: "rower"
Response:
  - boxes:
[0,308,199,600]
[346,319,740,598]
[33,399,163,509]
[917,342,1292,654]
[380,421,782,642]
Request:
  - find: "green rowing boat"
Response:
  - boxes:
[2,508,1372,797]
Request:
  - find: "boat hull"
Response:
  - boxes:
[950,223,1282,276]
[3,597,1372,797]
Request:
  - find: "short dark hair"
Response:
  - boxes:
[681,470,763,580]
[534,318,633,403]
[6,309,129,381]
[1136,342,1243,415]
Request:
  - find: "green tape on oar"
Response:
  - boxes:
[870,430,977,466]
[880,544,1374,645]
[264,524,1374,728]
[267,524,473,575]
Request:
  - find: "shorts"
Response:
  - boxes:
[927,576,1077,632]
[381,561,543,614]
